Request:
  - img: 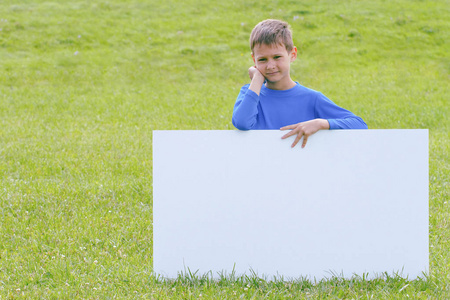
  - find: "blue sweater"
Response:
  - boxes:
[232,83,367,130]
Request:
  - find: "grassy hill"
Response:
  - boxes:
[0,0,448,298]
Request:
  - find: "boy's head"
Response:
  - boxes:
[250,19,294,53]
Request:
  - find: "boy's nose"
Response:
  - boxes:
[267,60,276,69]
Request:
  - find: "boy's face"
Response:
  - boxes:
[252,43,297,90]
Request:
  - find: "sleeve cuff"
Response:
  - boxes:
[246,89,260,102]
[327,119,337,130]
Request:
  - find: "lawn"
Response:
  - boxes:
[0,0,448,298]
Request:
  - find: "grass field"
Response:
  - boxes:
[0,0,449,298]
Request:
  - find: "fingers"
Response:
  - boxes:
[280,125,309,148]
[248,68,254,80]
[280,124,303,147]
[249,66,265,82]
[280,122,314,148]
[291,132,303,148]
[281,120,323,148]
[280,125,297,140]
[301,135,308,148]
[248,66,256,79]
[280,124,296,131]
[292,132,310,148]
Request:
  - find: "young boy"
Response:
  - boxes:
[232,19,367,148]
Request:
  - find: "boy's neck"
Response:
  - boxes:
[265,78,296,90]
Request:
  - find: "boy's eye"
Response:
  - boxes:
[274,56,281,59]
[258,58,266,62]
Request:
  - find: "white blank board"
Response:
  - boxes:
[153,130,428,280]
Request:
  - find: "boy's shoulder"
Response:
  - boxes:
[291,82,323,95]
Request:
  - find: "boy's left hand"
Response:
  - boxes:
[280,119,330,148]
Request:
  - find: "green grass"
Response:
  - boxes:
[0,0,449,298]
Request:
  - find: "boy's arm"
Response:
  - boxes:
[248,66,265,95]
[232,67,265,130]
[280,92,367,148]
[280,119,330,148]
[314,92,368,130]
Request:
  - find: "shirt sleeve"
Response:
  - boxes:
[232,85,260,130]
[314,93,368,130]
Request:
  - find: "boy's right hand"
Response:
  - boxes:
[248,66,265,96]
[248,66,264,81]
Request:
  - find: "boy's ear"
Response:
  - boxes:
[290,47,298,62]
[251,52,255,64]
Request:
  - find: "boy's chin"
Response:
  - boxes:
[265,73,286,83]
[264,76,279,83]
[265,78,282,85]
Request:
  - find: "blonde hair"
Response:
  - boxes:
[250,19,294,53]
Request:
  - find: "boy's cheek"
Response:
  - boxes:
[255,64,264,73]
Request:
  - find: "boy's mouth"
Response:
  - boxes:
[266,71,279,76]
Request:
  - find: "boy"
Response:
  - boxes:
[232,19,367,148]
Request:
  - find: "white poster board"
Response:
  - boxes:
[153,130,428,280]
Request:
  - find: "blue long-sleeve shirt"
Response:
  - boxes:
[232,82,367,130]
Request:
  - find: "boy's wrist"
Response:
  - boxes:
[249,72,265,96]
[252,72,265,84]
[319,119,330,130]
